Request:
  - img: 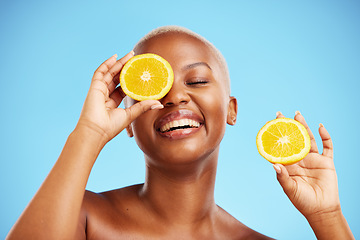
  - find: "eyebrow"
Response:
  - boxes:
[182,62,212,71]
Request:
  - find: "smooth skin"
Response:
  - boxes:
[7,32,354,240]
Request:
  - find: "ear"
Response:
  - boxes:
[126,123,134,138]
[227,96,238,125]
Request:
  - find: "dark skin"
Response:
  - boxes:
[7,31,354,240]
[77,33,270,239]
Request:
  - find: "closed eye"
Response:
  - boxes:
[186,79,209,86]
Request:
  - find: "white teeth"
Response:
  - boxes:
[159,119,201,133]
[179,119,185,126]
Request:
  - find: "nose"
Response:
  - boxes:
[161,81,190,107]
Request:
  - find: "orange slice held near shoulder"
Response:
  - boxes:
[119,53,174,101]
[256,118,311,165]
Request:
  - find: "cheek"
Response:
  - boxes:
[197,90,228,134]
[203,87,228,115]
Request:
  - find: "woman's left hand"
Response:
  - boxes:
[273,111,340,220]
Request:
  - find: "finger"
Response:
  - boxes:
[108,72,120,95]
[92,54,118,83]
[89,78,110,102]
[294,111,319,153]
[102,51,134,87]
[276,111,285,119]
[319,123,333,158]
[123,100,163,126]
[108,100,163,137]
[273,164,297,198]
[106,86,126,109]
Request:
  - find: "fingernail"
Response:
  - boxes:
[319,123,324,128]
[273,164,281,174]
[112,54,118,59]
[151,104,164,110]
[131,50,135,55]
[276,111,282,117]
[295,110,301,116]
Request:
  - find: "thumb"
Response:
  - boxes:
[123,100,163,126]
[273,164,296,197]
[107,100,163,140]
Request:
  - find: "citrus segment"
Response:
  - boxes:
[256,118,311,165]
[119,53,174,101]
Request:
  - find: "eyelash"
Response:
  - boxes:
[186,79,209,86]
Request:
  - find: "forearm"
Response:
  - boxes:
[306,208,354,240]
[7,127,106,240]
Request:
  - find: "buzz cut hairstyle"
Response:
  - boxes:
[125,25,230,108]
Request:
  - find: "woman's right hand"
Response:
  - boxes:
[76,51,163,145]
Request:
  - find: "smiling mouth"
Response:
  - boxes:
[159,119,201,133]
[155,109,204,138]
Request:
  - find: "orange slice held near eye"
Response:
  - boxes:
[119,53,174,101]
[256,118,311,165]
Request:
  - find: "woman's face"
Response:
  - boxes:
[128,33,237,169]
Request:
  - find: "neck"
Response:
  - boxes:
[139,149,219,226]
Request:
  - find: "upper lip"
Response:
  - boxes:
[155,109,204,132]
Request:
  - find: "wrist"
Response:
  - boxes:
[71,124,108,155]
[306,206,342,225]
[306,207,354,240]
[73,121,110,146]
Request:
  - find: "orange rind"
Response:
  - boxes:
[256,118,311,165]
[119,53,174,101]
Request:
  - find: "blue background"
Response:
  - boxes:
[1,1,359,239]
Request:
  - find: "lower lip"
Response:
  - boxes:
[157,125,202,140]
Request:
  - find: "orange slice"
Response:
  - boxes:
[256,118,311,165]
[119,53,174,101]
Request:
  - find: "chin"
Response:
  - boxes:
[144,142,220,171]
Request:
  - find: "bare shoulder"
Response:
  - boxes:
[82,184,141,215]
[83,184,142,207]
[216,206,275,240]
[78,184,144,239]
